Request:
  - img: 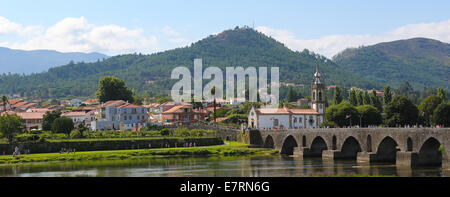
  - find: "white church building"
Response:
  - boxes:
[248,64,326,130]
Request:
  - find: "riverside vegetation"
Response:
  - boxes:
[0,141,279,164]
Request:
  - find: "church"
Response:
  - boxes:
[248,64,326,129]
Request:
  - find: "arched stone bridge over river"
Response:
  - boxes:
[249,128,450,168]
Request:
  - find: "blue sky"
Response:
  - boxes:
[0,0,449,57]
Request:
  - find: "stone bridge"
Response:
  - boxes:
[249,128,450,168]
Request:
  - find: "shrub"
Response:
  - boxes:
[15,134,40,142]
[70,130,82,138]
[51,117,74,134]
[160,128,170,136]
[174,127,190,137]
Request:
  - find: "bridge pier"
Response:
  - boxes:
[293,147,312,159]
[357,152,374,164]
[396,151,418,166]
[322,150,339,161]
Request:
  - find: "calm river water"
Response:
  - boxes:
[0,155,448,177]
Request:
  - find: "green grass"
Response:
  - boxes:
[46,136,214,142]
[0,141,278,165]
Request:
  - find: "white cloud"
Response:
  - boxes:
[0,16,41,35]
[1,16,159,55]
[162,25,180,36]
[257,19,450,58]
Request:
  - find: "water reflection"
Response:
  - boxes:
[0,155,447,177]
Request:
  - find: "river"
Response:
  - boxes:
[0,155,447,177]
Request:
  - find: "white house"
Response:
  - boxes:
[70,99,82,107]
[90,100,148,131]
[248,64,326,130]
[248,106,321,129]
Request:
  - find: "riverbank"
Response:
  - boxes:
[0,141,279,164]
[0,137,223,154]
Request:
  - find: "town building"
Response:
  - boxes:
[90,100,148,131]
[62,111,95,128]
[162,105,206,125]
[248,64,326,129]
[82,99,100,106]
[1,111,45,130]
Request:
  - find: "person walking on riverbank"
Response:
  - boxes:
[13,146,20,158]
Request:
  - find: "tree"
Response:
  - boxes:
[0,114,23,143]
[356,90,363,106]
[418,94,443,126]
[325,102,359,127]
[1,95,8,111]
[433,102,450,126]
[348,89,357,106]
[362,91,371,105]
[42,110,62,131]
[384,96,418,127]
[356,105,382,127]
[333,86,343,105]
[384,85,392,105]
[437,88,447,102]
[286,87,298,102]
[96,76,134,103]
[51,117,74,134]
[370,89,382,111]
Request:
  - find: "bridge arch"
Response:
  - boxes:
[264,135,275,148]
[281,135,298,155]
[249,130,264,146]
[339,136,362,160]
[416,137,443,167]
[374,136,399,163]
[308,136,328,157]
[302,135,307,147]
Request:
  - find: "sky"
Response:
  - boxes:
[0,0,449,57]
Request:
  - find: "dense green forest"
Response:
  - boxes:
[0,27,382,100]
[333,38,450,90]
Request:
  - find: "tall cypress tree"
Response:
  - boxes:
[384,85,393,105]
[356,90,363,106]
[334,86,343,105]
[363,91,371,105]
[349,89,357,106]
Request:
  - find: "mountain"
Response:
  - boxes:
[0,27,382,99]
[0,47,109,74]
[333,38,450,90]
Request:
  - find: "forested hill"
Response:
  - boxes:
[0,47,108,74]
[0,27,381,99]
[333,38,450,90]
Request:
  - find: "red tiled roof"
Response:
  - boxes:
[18,102,38,109]
[163,105,189,113]
[103,100,125,107]
[15,112,45,120]
[82,99,99,104]
[289,108,319,115]
[62,111,86,117]
[7,99,23,105]
[256,108,290,115]
[28,108,53,113]
[256,107,318,115]
[13,101,28,108]
[117,103,144,108]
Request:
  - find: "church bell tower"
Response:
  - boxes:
[311,63,326,122]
